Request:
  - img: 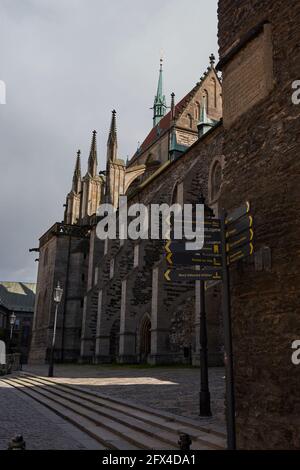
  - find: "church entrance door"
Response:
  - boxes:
[139,315,151,363]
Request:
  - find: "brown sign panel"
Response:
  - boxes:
[165,240,221,256]
[164,268,223,282]
[227,243,254,264]
[166,252,222,267]
[225,202,250,226]
[226,228,254,253]
[173,218,221,230]
[225,215,253,239]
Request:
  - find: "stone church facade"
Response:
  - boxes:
[29,57,223,366]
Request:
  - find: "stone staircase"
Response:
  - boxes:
[1,373,226,450]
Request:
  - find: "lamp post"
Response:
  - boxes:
[48,282,63,377]
[198,195,213,417]
[9,312,16,353]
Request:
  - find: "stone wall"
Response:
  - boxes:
[29,229,89,364]
[87,124,225,366]
[218,0,300,449]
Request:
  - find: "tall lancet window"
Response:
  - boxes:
[203,89,209,113]
[208,156,224,216]
[211,77,217,108]
[195,102,200,120]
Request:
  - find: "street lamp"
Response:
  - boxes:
[8,312,17,355]
[48,282,63,377]
[9,312,16,341]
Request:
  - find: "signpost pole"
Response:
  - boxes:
[199,279,212,416]
[220,210,236,450]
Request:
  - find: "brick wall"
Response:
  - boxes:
[218,0,300,449]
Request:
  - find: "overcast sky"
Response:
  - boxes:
[0,0,218,283]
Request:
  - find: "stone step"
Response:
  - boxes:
[23,372,225,437]
[19,372,225,449]
[12,375,182,449]
[3,376,177,450]
[13,374,218,450]
[1,378,117,450]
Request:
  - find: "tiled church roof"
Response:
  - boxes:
[128,56,220,166]
[0,282,36,312]
[130,84,200,164]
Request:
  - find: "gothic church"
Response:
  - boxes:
[29,56,223,365]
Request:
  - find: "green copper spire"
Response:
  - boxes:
[197,94,214,137]
[152,58,167,127]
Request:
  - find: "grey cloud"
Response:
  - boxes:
[0,0,218,282]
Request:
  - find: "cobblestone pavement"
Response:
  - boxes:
[0,380,100,450]
[24,365,226,432]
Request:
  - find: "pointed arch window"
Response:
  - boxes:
[187,113,193,128]
[171,181,183,206]
[203,89,209,113]
[195,102,200,120]
[208,157,223,204]
[211,77,217,108]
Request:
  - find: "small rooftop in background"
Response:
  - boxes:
[0,282,36,312]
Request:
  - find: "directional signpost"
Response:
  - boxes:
[164,198,255,449]
[164,197,221,418]
[221,201,254,450]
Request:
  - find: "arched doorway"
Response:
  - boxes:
[109,319,120,362]
[139,315,151,363]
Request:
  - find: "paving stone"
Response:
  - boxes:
[0,381,100,450]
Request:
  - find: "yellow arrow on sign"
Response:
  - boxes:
[165,240,171,254]
[166,252,173,265]
[164,269,171,281]
[226,228,254,252]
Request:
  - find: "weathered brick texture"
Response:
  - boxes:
[218,0,300,450]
